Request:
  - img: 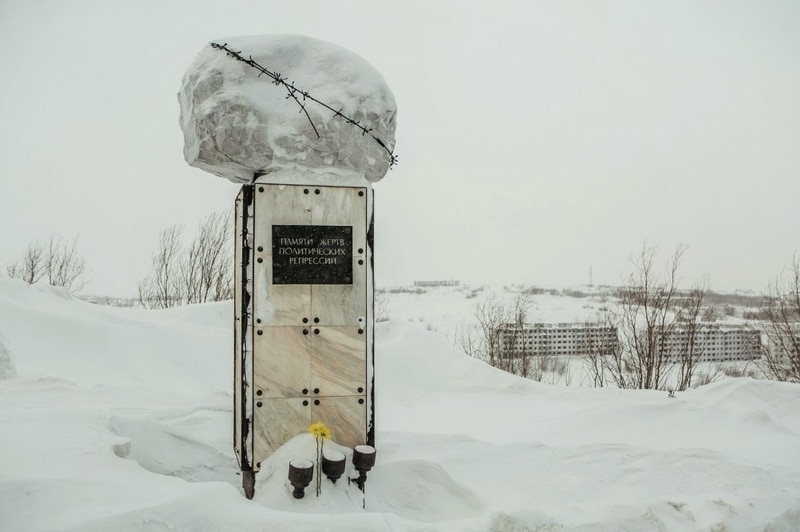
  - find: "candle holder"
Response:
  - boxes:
[351,445,376,492]
[288,459,314,499]
[322,450,346,484]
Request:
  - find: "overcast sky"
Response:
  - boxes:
[1,1,798,297]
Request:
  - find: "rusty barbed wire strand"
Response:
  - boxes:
[210,42,397,169]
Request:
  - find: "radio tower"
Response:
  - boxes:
[589,265,593,287]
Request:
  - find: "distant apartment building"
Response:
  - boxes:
[498,322,619,358]
[413,280,460,287]
[498,322,762,362]
[661,325,762,363]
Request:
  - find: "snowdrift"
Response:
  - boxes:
[1,278,799,531]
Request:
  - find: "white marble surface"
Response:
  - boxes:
[239,182,372,469]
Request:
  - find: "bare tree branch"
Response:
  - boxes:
[584,244,706,391]
[6,236,87,292]
[138,211,234,309]
[760,254,800,382]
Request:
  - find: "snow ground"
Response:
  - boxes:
[1,279,799,531]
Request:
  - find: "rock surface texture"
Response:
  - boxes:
[178,35,397,184]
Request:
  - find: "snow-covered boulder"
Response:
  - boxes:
[178,35,397,184]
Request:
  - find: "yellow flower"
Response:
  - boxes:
[309,422,331,440]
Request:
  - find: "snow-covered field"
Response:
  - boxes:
[1,279,799,531]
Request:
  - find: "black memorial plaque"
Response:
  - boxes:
[272,225,353,285]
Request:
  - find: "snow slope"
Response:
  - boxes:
[1,278,799,531]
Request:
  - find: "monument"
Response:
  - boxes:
[178,35,397,498]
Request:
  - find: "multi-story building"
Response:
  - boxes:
[498,322,618,358]
[413,280,460,287]
[661,325,762,363]
[498,322,762,362]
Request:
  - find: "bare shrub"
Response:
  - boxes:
[540,357,573,386]
[721,364,756,379]
[692,364,725,388]
[182,211,232,304]
[692,362,757,388]
[138,211,233,309]
[455,293,505,369]
[6,235,87,292]
[582,244,706,391]
[456,292,557,382]
[760,255,800,383]
[581,313,618,388]
[45,236,87,291]
[138,224,183,309]
[6,243,45,284]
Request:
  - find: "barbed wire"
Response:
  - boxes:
[210,42,397,169]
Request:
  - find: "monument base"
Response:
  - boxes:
[233,178,375,496]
